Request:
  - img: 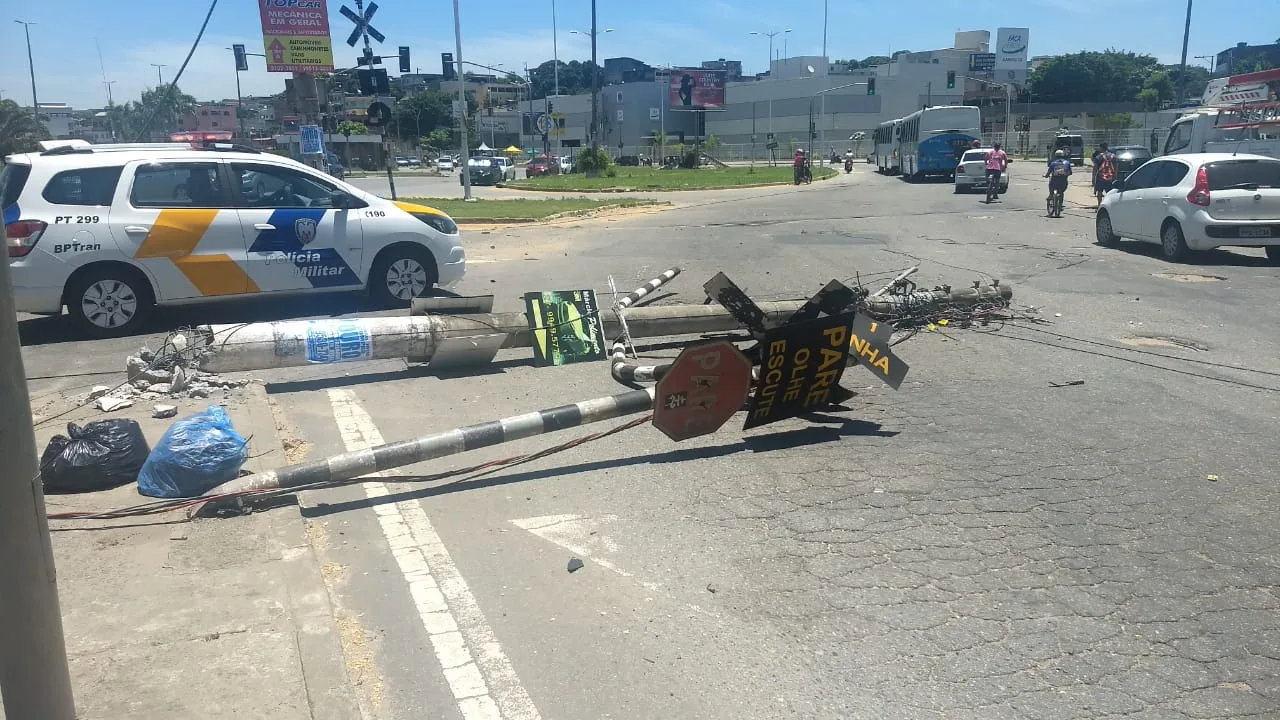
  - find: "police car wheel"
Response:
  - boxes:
[370,247,437,307]
[67,266,154,338]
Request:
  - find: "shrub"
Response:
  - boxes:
[575,148,612,174]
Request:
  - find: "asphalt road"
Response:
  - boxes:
[20,166,1280,720]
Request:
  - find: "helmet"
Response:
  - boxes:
[993,142,1002,150]
[796,148,805,154]
[1054,149,1066,158]
[972,139,981,148]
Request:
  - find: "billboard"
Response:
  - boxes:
[968,53,995,73]
[260,0,335,73]
[995,27,1029,70]
[668,69,727,110]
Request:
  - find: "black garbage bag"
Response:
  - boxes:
[40,420,151,494]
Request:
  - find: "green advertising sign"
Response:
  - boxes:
[524,289,608,366]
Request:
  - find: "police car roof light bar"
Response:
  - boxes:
[197,141,261,154]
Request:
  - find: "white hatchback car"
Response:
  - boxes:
[436,156,455,172]
[1096,153,1280,263]
[954,149,1009,194]
[3,140,466,337]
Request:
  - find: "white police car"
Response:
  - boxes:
[3,140,465,337]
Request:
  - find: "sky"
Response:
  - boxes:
[1,0,1275,109]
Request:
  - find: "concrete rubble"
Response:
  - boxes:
[87,337,252,413]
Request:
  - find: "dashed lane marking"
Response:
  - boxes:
[328,389,541,720]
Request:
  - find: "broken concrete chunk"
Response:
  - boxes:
[567,557,585,573]
[188,386,210,399]
[88,385,111,400]
[126,355,149,380]
[139,347,154,362]
[132,379,152,391]
[170,366,189,393]
[152,404,178,419]
[95,396,134,412]
[148,383,172,395]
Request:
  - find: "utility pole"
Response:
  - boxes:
[1177,0,1193,103]
[15,21,39,118]
[589,0,599,153]
[451,0,473,199]
[0,221,78,719]
[822,0,828,59]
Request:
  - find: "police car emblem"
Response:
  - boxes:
[294,218,319,246]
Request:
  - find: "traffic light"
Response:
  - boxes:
[946,71,956,89]
[866,78,875,95]
[232,44,248,72]
[358,68,391,96]
[441,52,456,80]
[398,46,411,74]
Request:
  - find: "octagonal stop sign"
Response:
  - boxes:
[652,341,753,442]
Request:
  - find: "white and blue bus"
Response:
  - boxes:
[897,105,982,181]
[873,119,901,174]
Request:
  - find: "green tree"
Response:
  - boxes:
[1029,51,1160,103]
[1136,88,1161,112]
[1142,70,1176,106]
[421,127,452,152]
[704,135,721,154]
[392,89,455,141]
[108,86,198,140]
[336,120,368,136]
[861,55,891,67]
[527,59,602,99]
[0,99,50,156]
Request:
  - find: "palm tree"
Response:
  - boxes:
[0,99,50,156]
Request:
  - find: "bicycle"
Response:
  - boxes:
[1046,187,1065,217]
[985,173,1000,204]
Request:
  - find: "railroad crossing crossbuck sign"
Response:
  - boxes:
[341,2,385,47]
[652,341,753,442]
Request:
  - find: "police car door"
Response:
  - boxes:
[229,162,363,293]
[117,160,253,300]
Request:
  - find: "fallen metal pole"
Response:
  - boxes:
[205,387,657,495]
[197,301,813,373]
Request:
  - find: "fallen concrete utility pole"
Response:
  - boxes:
[205,386,657,495]
[865,282,1011,316]
[196,301,813,374]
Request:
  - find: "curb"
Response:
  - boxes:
[241,384,364,720]
[498,171,837,194]
[447,202,667,226]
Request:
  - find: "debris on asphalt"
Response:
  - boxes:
[1207,474,1219,482]
[95,396,134,412]
[88,385,111,400]
[40,419,151,493]
[706,583,719,594]
[100,330,251,410]
[137,406,249,498]
[1049,380,1085,388]
[152,404,178,419]
[567,557,585,573]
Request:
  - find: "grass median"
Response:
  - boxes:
[503,165,838,192]
[403,197,666,222]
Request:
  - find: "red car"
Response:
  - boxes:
[526,157,558,177]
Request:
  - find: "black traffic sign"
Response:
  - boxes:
[703,272,769,337]
[744,312,856,429]
[849,313,908,389]
[366,101,391,127]
[341,2,385,47]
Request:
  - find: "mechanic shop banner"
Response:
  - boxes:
[260,0,335,73]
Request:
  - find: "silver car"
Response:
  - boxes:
[954,149,1009,194]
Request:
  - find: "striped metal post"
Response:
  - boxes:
[206,387,657,495]
[611,266,684,386]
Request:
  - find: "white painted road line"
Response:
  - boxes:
[328,389,541,720]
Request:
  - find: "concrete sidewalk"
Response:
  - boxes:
[4,385,361,720]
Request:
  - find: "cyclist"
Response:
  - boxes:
[1092,142,1117,205]
[984,142,1008,201]
[793,148,810,183]
[1045,149,1072,214]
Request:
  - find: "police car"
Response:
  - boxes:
[3,140,465,338]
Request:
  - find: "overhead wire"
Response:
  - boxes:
[130,0,219,142]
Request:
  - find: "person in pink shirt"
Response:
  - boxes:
[984,142,1008,200]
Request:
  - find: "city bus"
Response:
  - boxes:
[873,119,901,174]
[897,105,982,181]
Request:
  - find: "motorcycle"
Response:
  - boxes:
[793,162,812,185]
[843,158,853,174]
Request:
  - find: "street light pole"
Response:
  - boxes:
[808,82,865,161]
[960,75,1014,145]
[1177,0,1193,102]
[749,29,791,139]
[151,63,167,87]
[15,21,39,117]
[451,0,473,199]
[590,0,599,153]
[822,0,828,59]
[551,0,559,96]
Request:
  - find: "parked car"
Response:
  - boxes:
[436,156,455,172]
[558,155,575,173]
[617,155,641,166]
[1110,145,1153,182]
[462,158,503,185]
[526,157,558,177]
[1053,134,1085,166]
[953,149,1009,194]
[490,156,517,181]
[1096,153,1280,263]
[394,156,411,168]
[405,156,421,166]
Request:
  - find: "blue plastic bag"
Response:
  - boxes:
[137,406,249,498]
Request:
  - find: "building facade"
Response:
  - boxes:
[180,103,240,134]
[1215,41,1280,76]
